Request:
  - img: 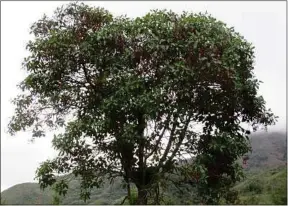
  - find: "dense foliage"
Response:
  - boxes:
[8,2,277,204]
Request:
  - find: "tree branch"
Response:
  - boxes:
[120,195,128,205]
[81,61,95,88]
[166,115,192,165]
[137,112,146,186]
[158,115,178,167]
[145,114,172,160]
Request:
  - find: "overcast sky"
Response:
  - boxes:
[1,1,286,191]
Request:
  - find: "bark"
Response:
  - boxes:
[135,112,149,205]
[136,186,148,205]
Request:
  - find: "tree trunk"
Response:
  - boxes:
[127,182,132,205]
[136,186,148,205]
[136,112,148,204]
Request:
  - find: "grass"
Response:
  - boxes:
[234,166,287,205]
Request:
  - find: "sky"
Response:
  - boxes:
[1,1,286,191]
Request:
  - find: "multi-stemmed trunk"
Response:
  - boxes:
[135,112,148,205]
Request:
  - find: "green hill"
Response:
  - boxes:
[1,131,287,205]
[0,183,53,204]
[234,166,287,205]
[1,176,127,205]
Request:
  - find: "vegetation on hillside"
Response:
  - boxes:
[1,166,286,205]
[234,166,287,205]
[2,132,286,205]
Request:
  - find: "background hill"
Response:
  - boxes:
[246,131,286,170]
[1,176,127,205]
[1,131,286,205]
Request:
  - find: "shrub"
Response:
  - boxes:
[246,180,263,194]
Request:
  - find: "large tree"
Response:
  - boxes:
[8,2,277,204]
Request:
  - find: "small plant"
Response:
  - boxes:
[162,196,175,205]
[271,185,287,205]
[241,195,258,204]
[245,180,263,194]
[52,195,60,205]
[120,187,138,205]
[129,187,138,205]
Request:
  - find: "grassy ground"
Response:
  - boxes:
[233,166,287,205]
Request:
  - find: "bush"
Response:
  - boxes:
[162,196,176,205]
[271,185,287,205]
[119,187,138,205]
[246,180,263,194]
[241,196,258,204]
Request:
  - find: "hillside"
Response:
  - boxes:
[246,131,287,170]
[1,131,287,205]
[1,177,127,205]
[234,166,287,205]
[0,183,53,205]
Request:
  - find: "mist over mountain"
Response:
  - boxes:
[246,131,286,170]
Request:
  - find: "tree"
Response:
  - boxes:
[8,2,277,204]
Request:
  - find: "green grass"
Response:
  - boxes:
[233,166,287,205]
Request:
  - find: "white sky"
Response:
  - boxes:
[1,1,286,191]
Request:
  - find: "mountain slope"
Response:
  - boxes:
[1,176,127,205]
[0,183,53,204]
[246,131,287,170]
[234,166,287,205]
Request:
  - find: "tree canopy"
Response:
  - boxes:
[8,2,277,204]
